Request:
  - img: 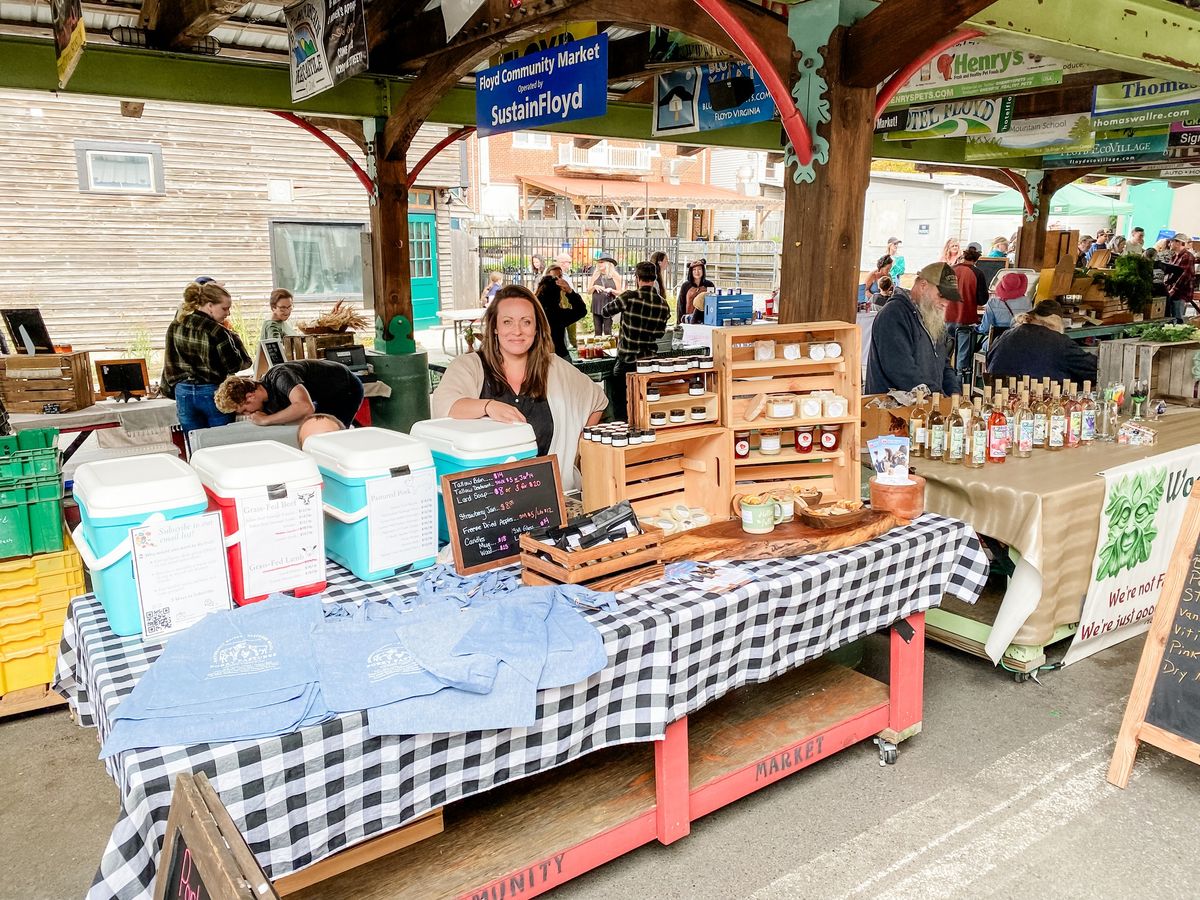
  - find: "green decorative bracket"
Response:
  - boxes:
[376,315,416,355]
[785,0,837,184]
[1024,169,1044,223]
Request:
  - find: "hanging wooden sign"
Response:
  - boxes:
[1108,491,1200,788]
[153,772,278,900]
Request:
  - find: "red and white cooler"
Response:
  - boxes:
[189,441,327,605]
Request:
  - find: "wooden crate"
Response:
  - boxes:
[284,333,355,361]
[712,322,861,502]
[0,351,91,412]
[625,369,720,430]
[519,525,664,593]
[581,424,733,522]
[1042,229,1079,270]
[1098,339,1200,405]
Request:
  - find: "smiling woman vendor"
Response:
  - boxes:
[431,285,607,492]
[214,359,365,427]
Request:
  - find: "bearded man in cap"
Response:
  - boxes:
[866,262,963,396]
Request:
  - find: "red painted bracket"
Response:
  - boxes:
[693,0,814,166]
[999,167,1037,217]
[271,110,374,194]
[407,126,476,188]
[874,28,985,120]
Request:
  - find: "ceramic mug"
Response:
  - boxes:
[733,493,786,535]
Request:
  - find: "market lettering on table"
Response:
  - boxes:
[754,735,825,780]
[470,853,566,900]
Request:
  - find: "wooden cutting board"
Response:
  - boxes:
[661,510,900,563]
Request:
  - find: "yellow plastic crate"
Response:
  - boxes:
[0,640,58,694]
[0,621,63,654]
[0,535,84,642]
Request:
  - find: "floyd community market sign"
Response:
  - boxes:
[885,40,1084,108]
[882,96,1014,141]
[475,34,608,137]
[1064,447,1200,665]
[1092,78,1200,129]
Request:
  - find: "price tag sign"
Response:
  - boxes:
[365,468,438,573]
[132,512,232,643]
[234,485,325,598]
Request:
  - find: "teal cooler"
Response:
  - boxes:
[408,418,538,542]
[71,455,209,637]
[303,427,438,580]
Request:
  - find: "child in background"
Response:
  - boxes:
[481,271,503,305]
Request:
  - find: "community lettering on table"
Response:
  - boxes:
[469,852,566,900]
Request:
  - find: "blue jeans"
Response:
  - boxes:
[174,382,234,436]
[947,325,976,388]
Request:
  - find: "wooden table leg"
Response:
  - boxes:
[654,717,690,845]
[880,611,925,744]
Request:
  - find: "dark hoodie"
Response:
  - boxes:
[676,259,715,324]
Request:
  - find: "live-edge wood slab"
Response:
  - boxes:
[660,510,900,564]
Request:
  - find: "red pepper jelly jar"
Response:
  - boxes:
[819,424,842,451]
[794,425,815,453]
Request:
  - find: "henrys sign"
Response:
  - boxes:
[284,0,369,102]
[1063,446,1200,665]
[476,34,608,137]
[883,96,1014,141]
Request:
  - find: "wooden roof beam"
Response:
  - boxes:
[142,0,247,50]
[842,0,998,89]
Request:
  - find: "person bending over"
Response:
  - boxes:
[214,359,364,427]
[297,412,346,448]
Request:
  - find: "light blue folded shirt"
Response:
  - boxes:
[310,618,449,713]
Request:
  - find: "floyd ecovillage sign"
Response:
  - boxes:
[475,34,608,137]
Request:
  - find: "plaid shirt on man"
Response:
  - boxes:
[601,285,670,364]
[162,312,251,391]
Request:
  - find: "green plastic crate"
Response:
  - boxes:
[0,476,64,560]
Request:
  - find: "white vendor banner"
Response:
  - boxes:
[1063,445,1200,665]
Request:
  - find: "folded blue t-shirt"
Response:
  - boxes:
[311,619,449,713]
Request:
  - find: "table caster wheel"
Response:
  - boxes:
[1014,671,1033,683]
[874,736,898,766]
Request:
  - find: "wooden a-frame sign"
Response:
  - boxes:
[1109,490,1200,788]
[153,771,279,900]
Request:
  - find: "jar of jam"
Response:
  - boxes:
[760,428,782,455]
[794,425,815,453]
[734,430,751,459]
[819,424,842,451]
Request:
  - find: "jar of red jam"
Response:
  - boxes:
[794,425,815,453]
[734,430,751,459]
[819,424,842,451]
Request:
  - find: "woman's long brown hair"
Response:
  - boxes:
[477,285,554,400]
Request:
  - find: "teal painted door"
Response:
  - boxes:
[408,214,439,329]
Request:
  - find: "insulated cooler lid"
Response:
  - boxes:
[409,418,537,455]
[303,427,433,479]
[190,441,321,496]
[73,454,206,518]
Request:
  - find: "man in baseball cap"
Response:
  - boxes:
[866,262,963,395]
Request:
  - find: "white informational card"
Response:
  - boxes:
[132,512,232,643]
[365,468,438,573]
[235,485,325,598]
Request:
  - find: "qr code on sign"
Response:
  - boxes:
[145,608,172,636]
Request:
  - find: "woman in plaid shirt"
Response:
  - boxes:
[161,280,252,437]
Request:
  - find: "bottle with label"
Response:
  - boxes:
[1081,380,1098,443]
[966,398,987,468]
[987,392,1008,463]
[1007,378,1019,413]
[947,395,966,465]
[908,390,928,458]
[1032,383,1049,449]
[1048,383,1067,451]
[1066,381,1083,448]
[927,392,946,460]
[1015,390,1034,458]
[998,389,1012,451]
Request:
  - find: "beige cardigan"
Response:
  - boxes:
[430,353,608,492]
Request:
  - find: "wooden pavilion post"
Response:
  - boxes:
[370,151,416,352]
[1015,168,1093,270]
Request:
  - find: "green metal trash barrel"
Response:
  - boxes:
[367,350,431,433]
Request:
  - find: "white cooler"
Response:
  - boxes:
[190,442,326,605]
[303,427,438,581]
[408,418,537,542]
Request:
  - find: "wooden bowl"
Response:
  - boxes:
[797,504,873,530]
[795,488,823,507]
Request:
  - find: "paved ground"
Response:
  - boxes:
[2,633,1197,900]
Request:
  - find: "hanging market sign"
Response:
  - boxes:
[284,0,369,102]
[1062,446,1200,666]
[1158,164,1200,178]
[490,23,599,67]
[1169,120,1200,148]
[882,96,1014,141]
[51,0,86,89]
[648,27,735,65]
[1043,129,1171,168]
[1092,78,1200,129]
[965,114,1095,161]
[475,34,608,137]
[653,62,776,137]
[885,40,1085,108]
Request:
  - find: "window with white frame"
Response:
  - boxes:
[74,141,164,194]
[270,221,366,298]
[512,131,552,149]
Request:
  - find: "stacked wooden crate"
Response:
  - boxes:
[1098,338,1200,405]
[284,333,355,361]
[713,322,861,503]
[0,352,92,413]
[625,368,720,431]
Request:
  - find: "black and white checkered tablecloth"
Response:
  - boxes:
[55,514,985,900]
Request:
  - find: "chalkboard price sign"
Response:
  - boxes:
[1110,492,1200,788]
[163,838,211,900]
[442,456,566,574]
